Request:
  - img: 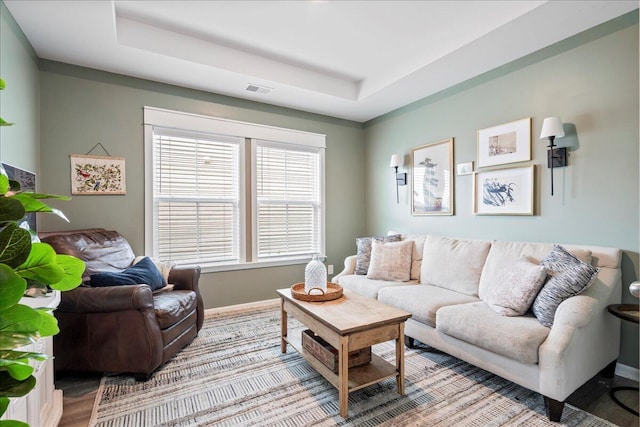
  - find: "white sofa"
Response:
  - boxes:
[333,234,622,422]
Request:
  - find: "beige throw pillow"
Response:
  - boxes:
[366,240,413,282]
[483,257,547,316]
[402,234,426,281]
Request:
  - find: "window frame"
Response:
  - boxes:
[143,106,325,273]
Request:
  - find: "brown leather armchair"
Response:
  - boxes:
[40,228,203,377]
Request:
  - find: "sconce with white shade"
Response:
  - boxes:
[539,117,567,196]
[390,154,407,203]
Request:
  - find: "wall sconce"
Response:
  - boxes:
[539,117,567,196]
[390,154,407,203]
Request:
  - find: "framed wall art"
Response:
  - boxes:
[411,138,454,216]
[473,165,534,215]
[456,161,473,176]
[1,162,37,231]
[477,118,531,168]
[70,154,126,195]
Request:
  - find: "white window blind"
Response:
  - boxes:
[254,140,323,260]
[152,128,241,265]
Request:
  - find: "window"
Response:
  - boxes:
[151,129,242,265]
[144,107,325,271]
[253,140,323,261]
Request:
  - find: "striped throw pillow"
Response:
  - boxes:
[532,245,599,327]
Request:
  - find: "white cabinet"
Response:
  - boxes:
[1,292,63,427]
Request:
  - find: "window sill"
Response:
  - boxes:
[197,258,310,274]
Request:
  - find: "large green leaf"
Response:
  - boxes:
[0,372,35,398]
[15,243,64,284]
[0,305,42,335]
[0,198,25,223]
[0,224,31,268]
[0,175,8,195]
[0,265,26,311]
[34,310,58,337]
[0,418,29,427]
[0,118,13,127]
[11,193,70,221]
[0,332,37,350]
[0,359,33,381]
[0,397,8,417]
[49,254,84,291]
[14,192,70,201]
[0,350,47,362]
[0,78,5,90]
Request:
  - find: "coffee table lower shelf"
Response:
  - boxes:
[285,333,398,392]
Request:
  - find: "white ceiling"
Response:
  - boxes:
[5,0,638,122]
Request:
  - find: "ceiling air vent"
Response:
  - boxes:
[245,84,273,94]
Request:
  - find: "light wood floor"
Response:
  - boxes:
[57,369,638,426]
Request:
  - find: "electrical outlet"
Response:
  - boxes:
[328,264,334,275]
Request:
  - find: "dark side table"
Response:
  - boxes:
[606,304,639,417]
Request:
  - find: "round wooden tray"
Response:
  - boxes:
[291,282,343,302]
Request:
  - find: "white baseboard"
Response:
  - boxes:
[616,363,639,381]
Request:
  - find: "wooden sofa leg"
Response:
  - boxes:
[600,359,617,378]
[405,335,416,349]
[543,396,565,422]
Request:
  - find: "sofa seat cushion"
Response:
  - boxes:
[436,301,550,364]
[336,275,415,299]
[153,290,198,330]
[378,285,478,327]
[421,235,491,297]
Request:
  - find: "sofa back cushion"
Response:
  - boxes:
[420,235,491,297]
[477,240,610,300]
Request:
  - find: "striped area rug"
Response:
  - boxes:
[89,302,614,427]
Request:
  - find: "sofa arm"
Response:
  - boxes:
[168,265,204,332]
[538,267,621,401]
[332,255,357,281]
[553,294,596,329]
[58,285,154,313]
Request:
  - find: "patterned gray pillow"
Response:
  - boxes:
[354,234,401,275]
[532,245,600,327]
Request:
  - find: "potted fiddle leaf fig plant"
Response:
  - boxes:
[0,77,85,427]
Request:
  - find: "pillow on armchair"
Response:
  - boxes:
[90,256,166,291]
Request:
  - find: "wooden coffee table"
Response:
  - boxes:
[277,287,412,418]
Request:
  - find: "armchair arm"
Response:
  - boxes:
[168,265,204,331]
[59,285,154,313]
[168,265,201,291]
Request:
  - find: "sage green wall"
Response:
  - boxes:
[38,62,365,308]
[0,1,39,175]
[363,15,639,369]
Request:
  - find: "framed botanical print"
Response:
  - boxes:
[473,165,534,215]
[411,138,454,216]
[477,118,531,168]
[70,154,126,195]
